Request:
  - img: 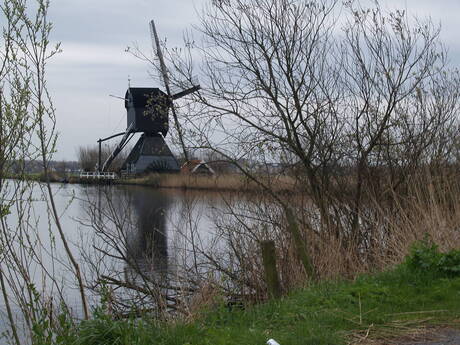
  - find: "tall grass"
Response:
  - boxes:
[318,171,460,275]
[194,169,460,302]
[121,173,296,192]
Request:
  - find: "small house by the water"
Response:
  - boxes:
[181,160,215,175]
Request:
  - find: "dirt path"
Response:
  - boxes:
[354,327,460,345]
[399,329,460,345]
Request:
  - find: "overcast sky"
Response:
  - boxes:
[46,0,206,161]
[44,0,460,161]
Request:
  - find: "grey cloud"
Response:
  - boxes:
[40,0,460,160]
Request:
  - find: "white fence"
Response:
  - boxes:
[79,172,117,180]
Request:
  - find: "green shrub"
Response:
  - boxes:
[404,237,460,277]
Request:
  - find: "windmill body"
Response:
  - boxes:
[121,87,179,173]
[97,20,199,174]
[125,87,169,136]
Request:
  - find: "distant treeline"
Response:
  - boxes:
[6,160,80,175]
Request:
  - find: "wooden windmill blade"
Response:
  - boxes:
[150,20,171,95]
[149,20,190,162]
[172,84,201,100]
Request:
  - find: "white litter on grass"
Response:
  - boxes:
[267,339,281,345]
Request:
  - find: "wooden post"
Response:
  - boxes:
[261,240,282,299]
[284,207,316,280]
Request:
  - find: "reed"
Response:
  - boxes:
[299,170,460,281]
[197,169,460,300]
[121,173,297,192]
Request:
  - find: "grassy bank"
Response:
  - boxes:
[60,242,460,345]
[119,173,296,192]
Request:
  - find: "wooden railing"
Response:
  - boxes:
[79,172,117,180]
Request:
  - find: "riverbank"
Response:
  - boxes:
[14,172,298,192]
[119,173,296,192]
[62,242,460,345]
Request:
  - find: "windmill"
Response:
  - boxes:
[98,20,199,174]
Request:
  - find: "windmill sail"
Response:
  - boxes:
[149,20,200,162]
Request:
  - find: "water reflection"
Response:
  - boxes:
[0,182,220,341]
[87,185,175,279]
[124,186,170,279]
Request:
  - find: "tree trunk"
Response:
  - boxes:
[261,240,282,299]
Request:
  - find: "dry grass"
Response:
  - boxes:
[121,173,297,192]
[257,170,460,288]
[350,324,460,345]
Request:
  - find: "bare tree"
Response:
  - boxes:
[77,144,130,172]
[339,4,459,247]
[0,1,90,343]
[158,0,460,280]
